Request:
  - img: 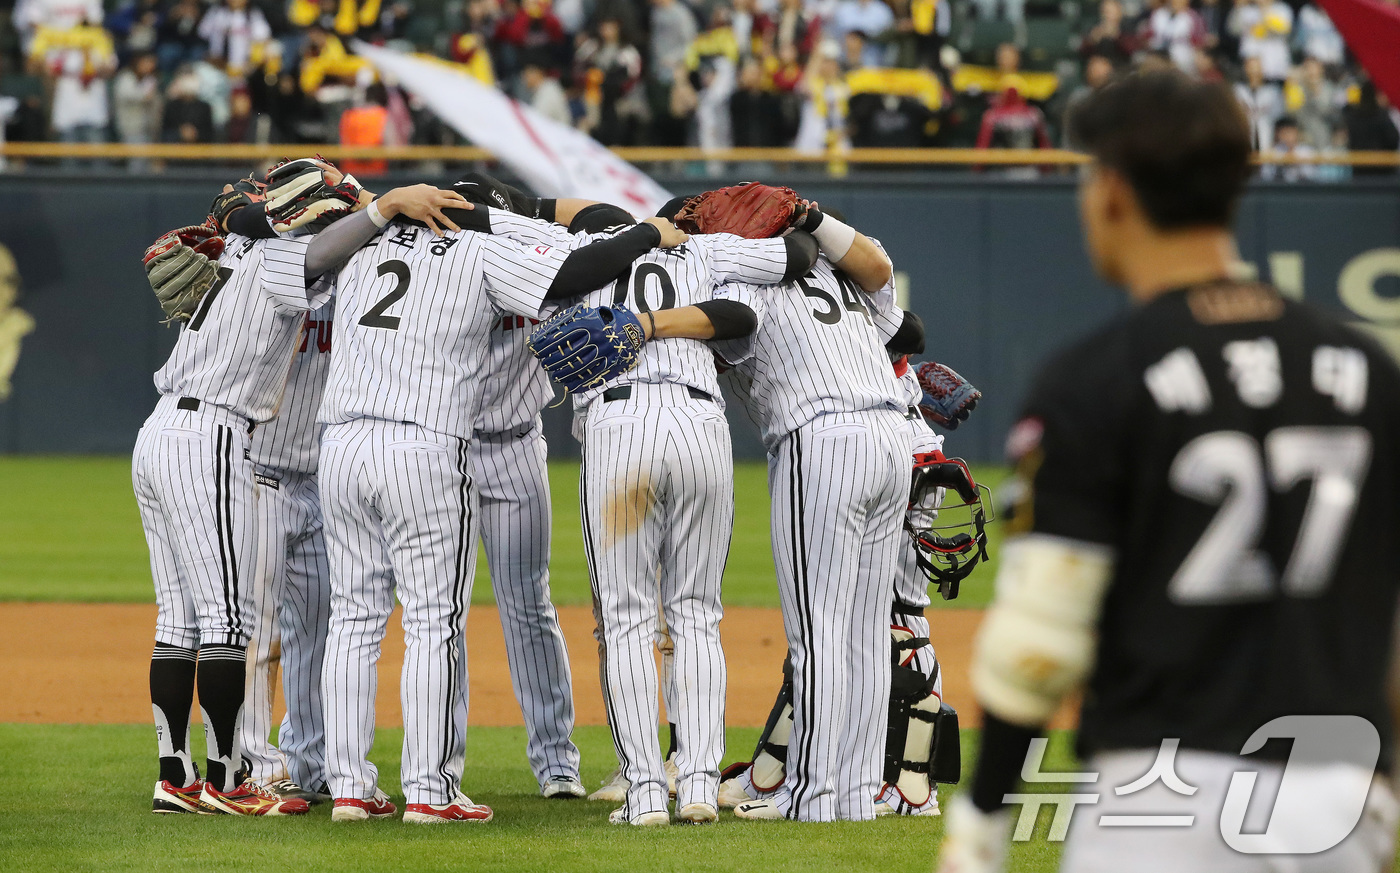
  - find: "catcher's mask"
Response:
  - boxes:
[906,451,992,600]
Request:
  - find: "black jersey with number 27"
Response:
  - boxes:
[1006,280,1400,767]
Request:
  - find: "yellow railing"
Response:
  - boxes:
[2,142,1398,166]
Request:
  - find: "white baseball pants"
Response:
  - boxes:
[320,419,477,806]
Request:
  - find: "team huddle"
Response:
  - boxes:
[133,160,984,824]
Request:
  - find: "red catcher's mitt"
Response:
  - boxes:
[672,182,804,239]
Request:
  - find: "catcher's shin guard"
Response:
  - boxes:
[748,655,795,792]
[883,629,960,807]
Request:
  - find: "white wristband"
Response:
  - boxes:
[366,199,389,228]
[810,214,856,262]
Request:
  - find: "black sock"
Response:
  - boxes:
[150,643,198,786]
[196,644,247,793]
[666,723,678,760]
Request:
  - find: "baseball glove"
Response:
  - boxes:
[208,177,267,232]
[916,361,981,430]
[672,182,805,239]
[143,223,226,325]
[527,304,646,395]
[264,157,363,233]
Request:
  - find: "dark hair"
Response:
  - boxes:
[1274,115,1298,131]
[1068,70,1251,229]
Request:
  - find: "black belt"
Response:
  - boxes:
[602,385,712,403]
[893,602,926,617]
[906,406,922,422]
[178,396,256,434]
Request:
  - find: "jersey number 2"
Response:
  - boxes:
[359,260,411,330]
[1168,426,1371,604]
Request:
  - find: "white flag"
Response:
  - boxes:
[354,42,673,218]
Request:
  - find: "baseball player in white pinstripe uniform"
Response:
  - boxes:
[136,224,331,818]
[711,209,916,823]
[471,313,584,799]
[506,204,818,825]
[239,301,335,803]
[318,203,675,824]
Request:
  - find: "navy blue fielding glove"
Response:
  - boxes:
[527,304,646,395]
[916,361,981,430]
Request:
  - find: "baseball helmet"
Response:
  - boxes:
[906,451,992,600]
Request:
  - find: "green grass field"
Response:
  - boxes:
[0,456,1010,608]
[0,723,1076,872]
[0,455,1052,872]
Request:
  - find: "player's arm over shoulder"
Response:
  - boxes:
[705,231,818,286]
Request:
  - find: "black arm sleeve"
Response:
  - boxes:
[225,203,278,240]
[886,310,926,356]
[782,231,819,283]
[396,205,494,233]
[498,180,555,222]
[694,300,757,341]
[544,223,661,300]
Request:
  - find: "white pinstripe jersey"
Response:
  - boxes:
[719,248,904,452]
[493,218,785,407]
[251,299,334,473]
[474,314,553,435]
[318,220,565,438]
[895,361,923,408]
[154,233,327,422]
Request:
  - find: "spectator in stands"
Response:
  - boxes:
[842,31,870,72]
[1193,47,1224,83]
[113,51,162,164]
[831,0,893,67]
[224,88,257,142]
[1231,0,1293,83]
[339,81,389,173]
[976,83,1050,151]
[1315,126,1351,183]
[648,0,698,144]
[448,31,497,85]
[256,69,319,142]
[904,0,950,71]
[686,6,741,73]
[28,14,115,146]
[794,40,847,152]
[1261,116,1317,182]
[760,0,821,60]
[162,69,215,142]
[575,17,645,144]
[1293,3,1344,67]
[731,0,760,59]
[970,0,1025,26]
[493,0,569,83]
[521,60,571,124]
[1196,0,1233,58]
[199,0,272,76]
[13,0,103,52]
[1146,0,1204,75]
[1345,81,1400,176]
[1061,52,1113,145]
[730,56,782,145]
[374,0,415,42]
[288,0,380,39]
[1287,56,1343,149]
[1079,0,1135,64]
[1235,54,1283,149]
[299,25,367,96]
[156,0,207,73]
[107,0,164,61]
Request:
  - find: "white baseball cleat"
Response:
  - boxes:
[608,806,670,826]
[664,755,679,798]
[589,768,629,803]
[734,799,785,821]
[541,775,587,799]
[677,802,718,824]
[332,788,397,821]
[875,784,941,817]
[402,792,493,823]
[718,774,758,809]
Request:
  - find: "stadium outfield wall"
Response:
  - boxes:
[1,172,1397,462]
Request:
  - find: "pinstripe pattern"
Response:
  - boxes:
[767,411,910,821]
[156,234,327,423]
[134,395,257,649]
[319,224,562,438]
[240,468,332,786]
[471,423,580,786]
[319,419,479,806]
[251,300,334,473]
[579,385,733,816]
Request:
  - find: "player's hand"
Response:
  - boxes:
[377,185,472,236]
[643,216,689,248]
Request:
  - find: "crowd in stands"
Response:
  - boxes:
[0,0,1396,178]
